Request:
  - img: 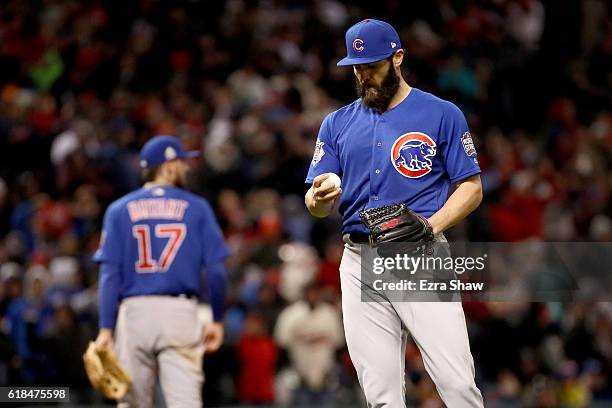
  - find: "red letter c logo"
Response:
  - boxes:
[353,38,364,52]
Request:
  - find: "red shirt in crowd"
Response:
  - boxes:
[236,334,277,403]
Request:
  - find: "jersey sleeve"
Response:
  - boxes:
[93,204,122,265]
[200,201,230,268]
[305,113,341,184]
[98,263,121,329]
[439,103,481,183]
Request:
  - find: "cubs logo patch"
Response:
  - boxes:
[312,139,325,166]
[461,132,476,156]
[353,38,364,52]
[391,132,437,178]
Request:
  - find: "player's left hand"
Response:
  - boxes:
[203,322,224,353]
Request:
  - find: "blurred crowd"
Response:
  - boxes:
[0,0,611,406]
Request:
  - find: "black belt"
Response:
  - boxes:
[125,293,198,300]
[348,232,436,247]
[348,232,372,244]
[168,293,198,300]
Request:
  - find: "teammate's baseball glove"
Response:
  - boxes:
[359,203,434,245]
[83,341,131,400]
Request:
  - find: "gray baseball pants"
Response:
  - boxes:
[340,237,484,407]
[114,296,204,408]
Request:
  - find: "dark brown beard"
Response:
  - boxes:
[356,63,400,114]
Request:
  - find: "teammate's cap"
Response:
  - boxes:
[337,19,401,66]
[139,135,200,169]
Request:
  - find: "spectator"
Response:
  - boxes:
[274,284,344,405]
[42,303,92,395]
[236,312,277,404]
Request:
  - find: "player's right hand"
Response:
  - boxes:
[312,173,342,202]
[95,328,114,349]
[203,322,224,353]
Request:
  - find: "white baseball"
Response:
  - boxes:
[324,173,342,190]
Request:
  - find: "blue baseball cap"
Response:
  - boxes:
[139,135,200,169]
[337,19,401,66]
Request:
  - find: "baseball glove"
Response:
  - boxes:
[83,341,131,400]
[359,203,434,245]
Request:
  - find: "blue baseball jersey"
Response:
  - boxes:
[306,87,481,234]
[94,186,230,298]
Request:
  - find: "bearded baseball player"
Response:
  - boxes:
[305,19,484,407]
[94,135,229,407]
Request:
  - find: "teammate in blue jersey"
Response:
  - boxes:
[94,135,229,407]
[305,20,484,407]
